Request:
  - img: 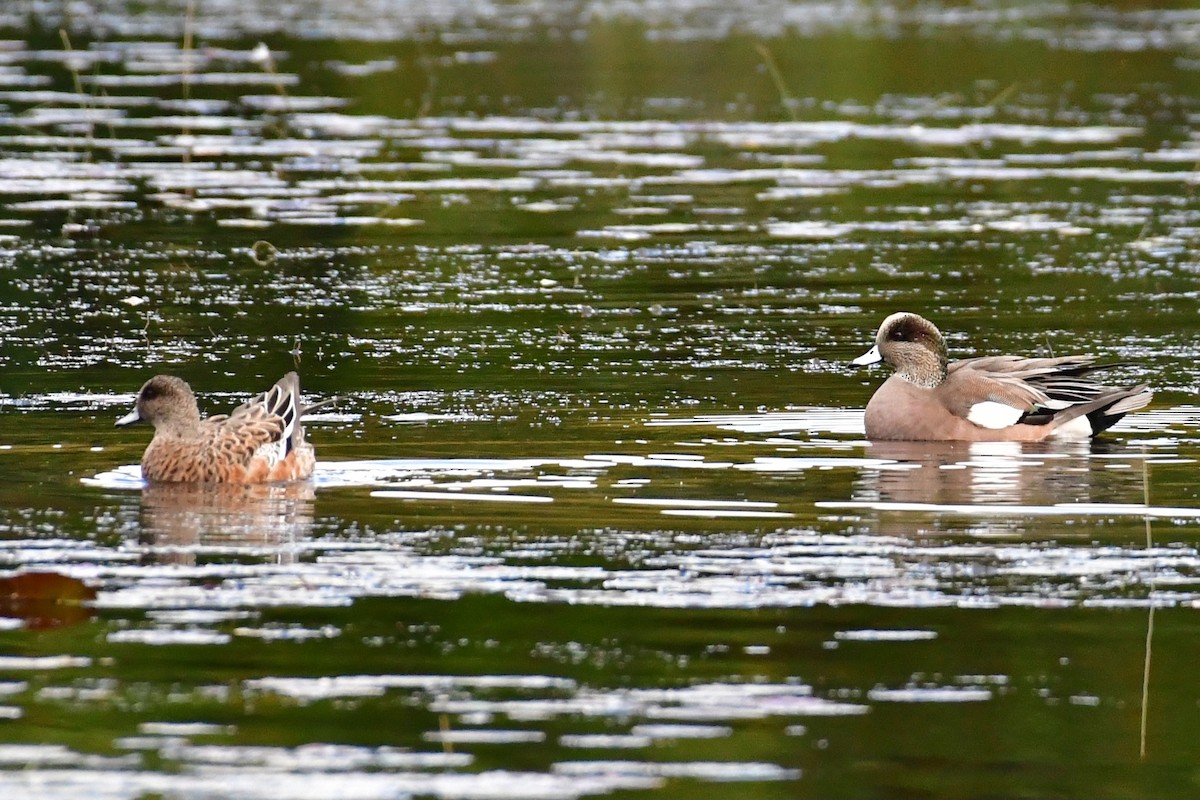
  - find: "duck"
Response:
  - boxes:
[116,371,334,482]
[852,312,1152,441]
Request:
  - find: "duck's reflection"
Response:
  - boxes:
[853,438,1135,508]
[137,481,316,564]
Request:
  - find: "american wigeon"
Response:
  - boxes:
[852,312,1152,442]
[116,372,334,483]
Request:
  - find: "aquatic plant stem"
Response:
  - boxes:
[754,43,798,122]
[416,39,438,119]
[439,714,453,755]
[252,43,292,137]
[181,0,195,173]
[1139,452,1153,760]
[57,29,94,163]
[983,81,1020,110]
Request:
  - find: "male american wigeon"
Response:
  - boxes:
[116,371,334,483]
[852,312,1152,442]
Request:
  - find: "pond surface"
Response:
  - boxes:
[0,1,1199,797]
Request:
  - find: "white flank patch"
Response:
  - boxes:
[966,401,1023,429]
[1049,415,1093,439]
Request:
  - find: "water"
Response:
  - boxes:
[0,1,1198,797]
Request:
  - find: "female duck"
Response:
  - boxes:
[116,372,333,482]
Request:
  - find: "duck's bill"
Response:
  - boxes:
[115,409,141,427]
[851,345,882,366]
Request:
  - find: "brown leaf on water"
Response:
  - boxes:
[0,572,96,630]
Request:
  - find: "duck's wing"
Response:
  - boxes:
[948,355,1095,379]
[227,372,335,458]
[208,406,288,467]
[940,365,1051,430]
[947,355,1149,432]
[227,373,301,452]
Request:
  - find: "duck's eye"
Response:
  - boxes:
[140,384,162,401]
[889,319,925,343]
